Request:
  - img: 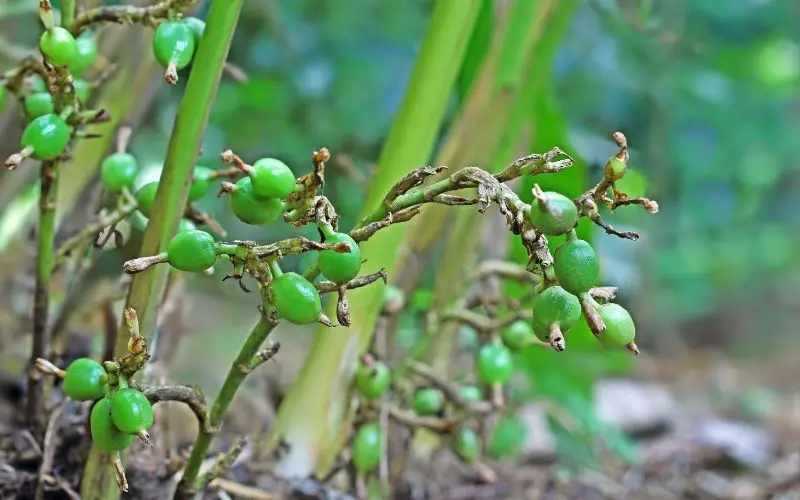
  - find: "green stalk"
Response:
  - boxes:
[113,0,243,357]
[61,0,76,26]
[24,160,58,436]
[24,0,81,436]
[175,313,276,499]
[268,0,482,478]
[82,1,243,498]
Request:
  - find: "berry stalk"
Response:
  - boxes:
[175,304,278,499]
[24,159,59,435]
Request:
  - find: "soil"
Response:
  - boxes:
[4,339,800,500]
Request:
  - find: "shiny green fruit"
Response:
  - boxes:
[21,113,71,160]
[500,320,533,351]
[531,286,581,341]
[152,21,195,70]
[110,388,154,435]
[476,344,514,385]
[71,33,99,76]
[317,232,361,285]
[528,191,578,236]
[354,361,392,400]
[166,229,217,272]
[597,303,636,348]
[39,27,78,67]
[73,79,91,102]
[458,385,483,403]
[90,397,134,453]
[100,152,139,192]
[269,272,322,324]
[553,238,600,296]
[24,92,54,119]
[188,166,213,202]
[352,423,381,472]
[250,158,296,199]
[412,388,444,415]
[135,182,159,217]
[452,426,479,463]
[183,17,205,43]
[229,177,283,225]
[62,357,107,401]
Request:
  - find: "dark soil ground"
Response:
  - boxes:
[4,338,800,500]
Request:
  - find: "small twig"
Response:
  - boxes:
[387,406,459,432]
[55,198,138,268]
[69,0,199,35]
[197,436,248,491]
[316,269,387,293]
[405,361,493,414]
[245,342,281,372]
[134,383,212,433]
[209,478,278,500]
[36,400,67,500]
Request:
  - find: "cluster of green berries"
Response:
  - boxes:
[151,17,206,83]
[523,186,637,351]
[349,353,486,472]
[39,25,98,74]
[61,358,154,453]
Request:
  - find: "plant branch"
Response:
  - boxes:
[25,159,60,436]
[69,0,199,35]
[175,308,278,499]
[54,194,137,269]
[134,383,212,433]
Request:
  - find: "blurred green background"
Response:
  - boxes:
[2,0,800,477]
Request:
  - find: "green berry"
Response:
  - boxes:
[596,303,636,348]
[183,17,206,44]
[412,388,444,415]
[553,238,600,296]
[458,385,483,403]
[352,423,381,472]
[71,34,99,76]
[317,232,361,285]
[152,21,196,70]
[488,416,526,459]
[39,27,78,67]
[24,92,54,119]
[605,155,626,181]
[62,357,107,401]
[451,426,479,463]
[476,344,514,385]
[90,397,134,453]
[110,388,154,435]
[249,158,296,199]
[178,219,197,232]
[500,320,533,351]
[21,113,71,160]
[135,182,159,217]
[188,166,213,202]
[269,272,322,324]
[528,191,578,236]
[100,152,138,192]
[354,361,392,400]
[531,286,581,341]
[73,79,91,102]
[167,229,217,272]
[27,75,47,93]
[229,177,283,225]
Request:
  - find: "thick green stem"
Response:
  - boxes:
[268,0,482,478]
[24,160,59,436]
[175,313,277,499]
[81,1,243,498]
[114,0,243,358]
[61,0,76,27]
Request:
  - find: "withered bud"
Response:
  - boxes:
[644,199,659,214]
[35,358,65,378]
